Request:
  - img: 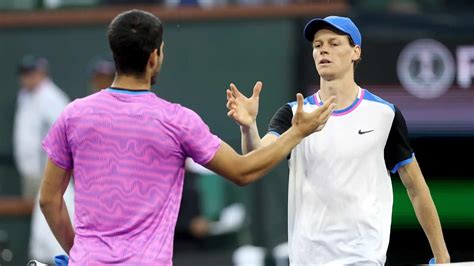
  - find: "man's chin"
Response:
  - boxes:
[319,72,337,81]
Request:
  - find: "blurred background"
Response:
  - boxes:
[0,0,473,265]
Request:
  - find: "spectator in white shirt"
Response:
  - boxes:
[13,55,74,263]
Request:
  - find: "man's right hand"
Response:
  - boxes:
[291,93,336,138]
[226,81,262,128]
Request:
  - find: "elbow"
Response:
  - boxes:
[236,180,250,187]
[232,173,253,187]
[232,176,249,187]
[39,195,56,213]
[39,195,49,212]
[225,157,258,186]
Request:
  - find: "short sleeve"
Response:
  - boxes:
[267,104,293,137]
[42,110,73,170]
[384,106,414,173]
[180,108,221,165]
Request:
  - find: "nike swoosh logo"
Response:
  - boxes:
[358,129,374,135]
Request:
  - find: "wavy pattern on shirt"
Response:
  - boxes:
[42,90,221,265]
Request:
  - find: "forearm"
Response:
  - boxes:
[240,122,262,154]
[237,126,301,184]
[40,199,75,253]
[408,186,449,262]
[399,160,450,262]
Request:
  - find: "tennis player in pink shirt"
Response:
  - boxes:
[38,9,336,265]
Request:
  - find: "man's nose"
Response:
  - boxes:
[319,44,329,55]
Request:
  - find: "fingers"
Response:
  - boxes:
[316,96,336,114]
[310,96,335,123]
[296,93,304,115]
[300,95,335,132]
[226,89,234,101]
[251,81,263,99]
[314,109,333,132]
[226,89,237,110]
[230,83,243,98]
[314,96,336,124]
[325,95,336,105]
[318,101,336,123]
[226,99,237,110]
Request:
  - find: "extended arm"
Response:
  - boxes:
[398,159,450,263]
[206,126,301,186]
[211,93,335,185]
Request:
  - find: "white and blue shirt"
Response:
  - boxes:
[267,87,414,265]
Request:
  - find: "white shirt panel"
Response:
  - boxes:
[287,90,396,265]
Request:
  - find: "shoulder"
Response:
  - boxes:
[59,98,82,119]
[176,106,206,128]
[57,92,103,120]
[155,99,206,130]
[157,97,199,119]
[362,89,395,113]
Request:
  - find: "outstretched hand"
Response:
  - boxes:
[226,81,262,128]
[291,93,336,137]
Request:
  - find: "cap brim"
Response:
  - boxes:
[303,18,349,42]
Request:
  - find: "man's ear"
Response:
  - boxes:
[148,48,158,69]
[352,45,361,61]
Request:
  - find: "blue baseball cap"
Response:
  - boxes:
[303,16,362,47]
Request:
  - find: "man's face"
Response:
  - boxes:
[312,29,360,81]
[19,70,46,91]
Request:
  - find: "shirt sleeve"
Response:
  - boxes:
[384,106,414,173]
[180,108,221,165]
[267,104,293,137]
[42,110,73,170]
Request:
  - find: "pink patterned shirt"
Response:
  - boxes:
[42,88,221,265]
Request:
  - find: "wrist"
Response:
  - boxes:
[434,252,450,263]
[287,126,305,141]
[240,121,257,132]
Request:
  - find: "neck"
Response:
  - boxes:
[111,74,151,91]
[319,72,358,110]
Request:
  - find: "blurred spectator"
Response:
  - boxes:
[88,57,115,93]
[12,55,74,263]
[13,55,69,199]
